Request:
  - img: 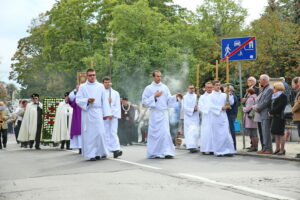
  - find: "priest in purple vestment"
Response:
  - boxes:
[69,85,82,154]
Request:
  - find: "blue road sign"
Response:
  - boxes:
[221,36,256,61]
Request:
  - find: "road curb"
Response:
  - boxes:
[131,143,300,162]
[236,152,300,162]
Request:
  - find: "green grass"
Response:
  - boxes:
[237,106,243,121]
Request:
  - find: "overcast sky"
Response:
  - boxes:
[0,0,268,85]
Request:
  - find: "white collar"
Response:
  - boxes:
[151,81,162,86]
[87,80,97,85]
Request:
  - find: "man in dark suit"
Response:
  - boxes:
[226,85,238,150]
[253,75,273,154]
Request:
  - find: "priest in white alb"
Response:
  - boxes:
[51,92,73,150]
[142,70,182,159]
[210,80,235,156]
[102,76,122,158]
[198,82,214,155]
[76,69,112,161]
[183,85,200,153]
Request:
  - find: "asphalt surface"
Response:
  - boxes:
[0,138,300,200]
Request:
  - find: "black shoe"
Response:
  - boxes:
[78,149,82,154]
[101,156,107,159]
[247,148,258,152]
[113,150,123,158]
[29,144,33,149]
[3,144,6,148]
[89,158,96,161]
[165,155,174,159]
[35,147,41,150]
[189,148,199,153]
[216,154,224,157]
[224,154,234,157]
[95,156,101,160]
[66,148,72,150]
[295,154,300,159]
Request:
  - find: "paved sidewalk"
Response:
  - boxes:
[235,135,300,161]
[175,135,300,161]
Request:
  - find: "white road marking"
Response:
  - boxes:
[179,173,295,200]
[110,158,162,170]
[2,143,296,200]
[110,158,295,200]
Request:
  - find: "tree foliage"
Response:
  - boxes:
[10,0,299,101]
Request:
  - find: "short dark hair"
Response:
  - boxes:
[102,76,111,83]
[86,68,95,74]
[31,93,39,98]
[205,81,212,86]
[152,70,161,77]
[212,80,220,85]
[122,97,128,101]
[64,92,70,97]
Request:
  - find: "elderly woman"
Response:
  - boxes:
[243,88,258,152]
[247,76,260,95]
[269,82,288,155]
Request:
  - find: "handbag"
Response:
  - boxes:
[248,109,255,120]
[284,104,292,119]
[246,96,256,120]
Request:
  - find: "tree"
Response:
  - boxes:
[195,0,247,37]
[244,3,300,82]
[0,82,8,101]
[6,83,18,101]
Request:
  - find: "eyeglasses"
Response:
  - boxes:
[88,74,96,77]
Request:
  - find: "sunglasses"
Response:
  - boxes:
[88,74,96,77]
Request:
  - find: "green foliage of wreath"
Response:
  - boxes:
[41,97,64,142]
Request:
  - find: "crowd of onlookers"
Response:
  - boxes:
[241,75,300,158]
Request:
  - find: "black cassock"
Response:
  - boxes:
[118,104,135,145]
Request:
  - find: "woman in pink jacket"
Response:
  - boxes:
[243,88,258,152]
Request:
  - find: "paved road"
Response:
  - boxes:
[0,138,299,200]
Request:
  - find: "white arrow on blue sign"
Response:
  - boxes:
[221,36,257,61]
